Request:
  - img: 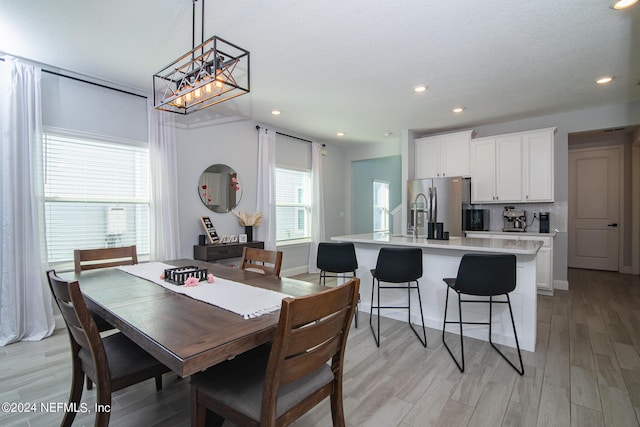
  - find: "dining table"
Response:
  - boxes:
[61,259,326,378]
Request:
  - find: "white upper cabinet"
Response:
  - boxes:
[415,130,473,178]
[469,138,496,202]
[495,134,523,202]
[470,127,555,204]
[522,130,555,202]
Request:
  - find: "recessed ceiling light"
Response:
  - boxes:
[452,107,465,113]
[596,76,614,84]
[612,0,638,9]
[413,85,427,93]
[337,132,346,137]
[271,110,281,115]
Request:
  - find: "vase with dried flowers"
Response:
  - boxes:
[232,209,263,242]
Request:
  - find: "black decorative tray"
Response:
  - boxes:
[164,266,208,286]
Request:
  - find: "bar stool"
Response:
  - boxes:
[317,242,360,327]
[369,247,427,347]
[442,253,524,375]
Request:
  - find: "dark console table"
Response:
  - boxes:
[193,241,265,262]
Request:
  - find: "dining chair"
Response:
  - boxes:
[46,270,170,427]
[190,277,360,427]
[370,247,427,347]
[74,245,138,273]
[240,247,283,276]
[316,242,360,328]
[73,245,139,390]
[442,253,524,375]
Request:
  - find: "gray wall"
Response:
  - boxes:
[175,120,347,275]
[351,156,402,234]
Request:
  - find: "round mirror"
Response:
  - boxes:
[198,164,242,213]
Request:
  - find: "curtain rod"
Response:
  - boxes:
[255,125,313,144]
[0,56,147,100]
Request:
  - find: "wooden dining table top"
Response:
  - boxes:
[61,259,325,377]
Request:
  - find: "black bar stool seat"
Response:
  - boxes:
[369,247,427,347]
[442,253,524,375]
[317,242,360,327]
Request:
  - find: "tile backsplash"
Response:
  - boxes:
[469,201,567,233]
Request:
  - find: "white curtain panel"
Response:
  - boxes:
[308,142,326,273]
[0,57,54,346]
[256,128,276,250]
[147,100,181,261]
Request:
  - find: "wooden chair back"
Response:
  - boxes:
[46,270,111,396]
[46,270,168,426]
[261,277,360,425]
[74,245,138,273]
[240,247,283,276]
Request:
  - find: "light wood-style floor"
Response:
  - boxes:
[2,268,640,426]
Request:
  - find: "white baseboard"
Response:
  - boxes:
[282,265,309,278]
[54,314,66,330]
[554,279,569,291]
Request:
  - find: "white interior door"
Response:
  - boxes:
[568,147,621,270]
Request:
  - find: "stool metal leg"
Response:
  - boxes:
[408,280,427,347]
[321,271,359,328]
[369,277,380,347]
[442,287,465,372]
[488,294,524,376]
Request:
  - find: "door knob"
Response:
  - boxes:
[607,223,618,227]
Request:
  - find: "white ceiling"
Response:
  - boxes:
[1,0,638,145]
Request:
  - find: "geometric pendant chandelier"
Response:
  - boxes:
[153,0,250,114]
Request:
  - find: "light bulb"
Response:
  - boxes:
[613,0,638,9]
[194,87,202,99]
[205,82,213,93]
[185,91,193,103]
[214,79,224,89]
[174,96,183,107]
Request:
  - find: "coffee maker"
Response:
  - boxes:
[502,206,527,232]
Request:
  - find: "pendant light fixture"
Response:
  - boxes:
[153,0,250,114]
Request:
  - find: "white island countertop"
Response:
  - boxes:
[330,232,541,352]
[332,232,543,255]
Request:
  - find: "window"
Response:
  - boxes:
[43,132,150,268]
[373,180,390,232]
[275,167,311,242]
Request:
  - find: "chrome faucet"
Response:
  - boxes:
[413,192,428,238]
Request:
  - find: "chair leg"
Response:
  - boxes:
[95,387,112,427]
[191,389,225,427]
[330,380,346,427]
[369,277,380,347]
[442,288,465,373]
[488,294,525,376]
[407,280,427,347]
[155,374,163,391]
[354,302,359,328]
[62,357,84,427]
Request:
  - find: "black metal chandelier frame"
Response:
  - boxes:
[153,0,250,114]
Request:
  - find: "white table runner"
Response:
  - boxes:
[117,262,291,319]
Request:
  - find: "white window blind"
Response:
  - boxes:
[43,133,150,267]
[275,167,311,242]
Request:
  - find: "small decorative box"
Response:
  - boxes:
[164,266,208,286]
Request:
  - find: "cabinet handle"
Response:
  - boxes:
[607,223,618,227]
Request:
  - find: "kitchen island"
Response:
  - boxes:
[331,233,543,352]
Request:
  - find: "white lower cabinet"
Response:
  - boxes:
[466,232,554,294]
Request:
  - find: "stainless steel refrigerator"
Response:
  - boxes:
[407,177,470,238]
